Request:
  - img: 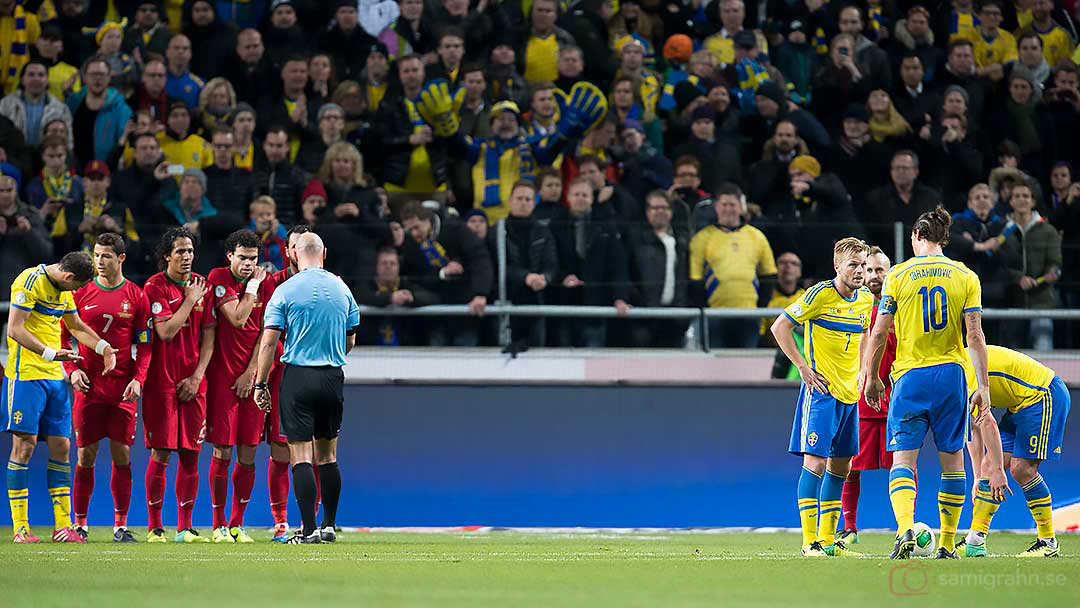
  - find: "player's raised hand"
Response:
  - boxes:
[232,369,256,399]
[101,345,117,374]
[69,369,90,393]
[251,266,268,283]
[798,365,830,395]
[121,379,142,402]
[184,275,208,303]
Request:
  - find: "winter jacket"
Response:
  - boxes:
[0,200,53,300]
[945,207,1009,304]
[501,215,559,303]
[204,165,256,218]
[1001,212,1063,309]
[65,87,132,162]
[252,159,310,227]
[546,204,631,305]
[401,216,494,303]
[626,223,689,307]
[370,91,449,188]
[0,93,73,149]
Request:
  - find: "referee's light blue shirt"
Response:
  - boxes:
[264,268,360,367]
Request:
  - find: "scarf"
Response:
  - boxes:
[80,195,108,250]
[419,238,449,270]
[1006,98,1041,153]
[375,277,402,345]
[7,3,28,86]
[479,135,538,208]
[868,105,912,142]
[43,170,73,200]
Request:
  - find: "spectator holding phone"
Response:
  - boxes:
[25,135,84,230]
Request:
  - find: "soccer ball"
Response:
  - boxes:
[912,522,935,557]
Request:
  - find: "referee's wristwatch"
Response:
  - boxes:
[253,382,268,390]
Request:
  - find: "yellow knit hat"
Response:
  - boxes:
[95,20,126,46]
[789,155,821,178]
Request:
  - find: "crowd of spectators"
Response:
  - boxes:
[0,0,1077,349]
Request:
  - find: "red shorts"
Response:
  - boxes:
[73,376,138,447]
[205,367,266,447]
[852,417,892,470]
[263,364,286,444]
[142,385,207,451]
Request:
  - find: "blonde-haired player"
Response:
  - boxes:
[771,237,874,557]
[863,207,1007,559]
[959,345,1070,557]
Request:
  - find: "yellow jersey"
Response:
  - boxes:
[783,280,874,404]
[761,285,806,336]
[689,224,776,308]
[5,265,77,381]
[973,29,1018,67]
[524,34,559,84]
[880,255,982,383]
[1022,24,1074,67]
[965,345,1056,415]
[158,132,213,170]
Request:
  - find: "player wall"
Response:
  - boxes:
[6,385,1079,529]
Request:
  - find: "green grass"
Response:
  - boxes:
[0,528,1076,607]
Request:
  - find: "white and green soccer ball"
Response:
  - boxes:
[912,522,936,557]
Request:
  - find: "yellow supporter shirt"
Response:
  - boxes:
[689,224,777,309]
[46,62,80,100]
[233,141,254,170]
[762,285,806,336]
[879,254,982,383]
[974,29,1018,67]
[283,98,301,162]
[949,11,980,43]
[783,280,874,404]
[158,132,213,170]
[5,265,77,381]
[524,34,559,84]
[385,99,443,193]
[704,31,770,67]
[1032,25,1074,67]
[367,82,387,113]
[964,345,1056,415]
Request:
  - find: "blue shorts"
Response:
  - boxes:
[888,363,968,453]
[1,377,72,438]
[788,384,859,458]
[1000,376,1070,461]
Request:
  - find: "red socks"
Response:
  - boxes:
[176,450,200,532]
[269,458,290,526]
[210,456,230,529]
[145,458,167,531]
[841,472,860,532]
[73,465,95,527]
[112,463,132,528]
[229,463,256,528]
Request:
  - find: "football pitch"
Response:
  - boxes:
[0,528,1076,607]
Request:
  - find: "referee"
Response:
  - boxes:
[253,233,359,544]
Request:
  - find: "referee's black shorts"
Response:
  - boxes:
[279,364,344,441]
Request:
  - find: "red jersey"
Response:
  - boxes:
[143,272,216,394]
[206,267,276,378]
[859,302,897,419]
[62,278,153,396]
